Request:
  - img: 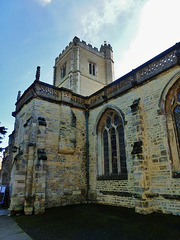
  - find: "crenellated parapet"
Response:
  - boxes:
[55,36,113,64]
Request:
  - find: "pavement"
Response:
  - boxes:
[0,208,32,240]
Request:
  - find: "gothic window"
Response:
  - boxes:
[89,62,96,76]
[61,64,66,78]
[165,81,180,177]
[174,94,180,147]
[103,130,109,175]
[97,109,128,180]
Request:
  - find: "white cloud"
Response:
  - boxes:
[114,0,180,78]
[75,0,147,44]
[36,0,52,7]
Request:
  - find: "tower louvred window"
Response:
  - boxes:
[61,64,66,78]
[89,62,96,76]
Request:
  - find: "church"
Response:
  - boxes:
[1,36,180,215]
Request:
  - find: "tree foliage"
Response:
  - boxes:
[0,124,7,152]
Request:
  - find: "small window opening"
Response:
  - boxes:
[89,62,96,76]
[61,64,66,78]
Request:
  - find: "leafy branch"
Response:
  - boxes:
[0,124,7,152]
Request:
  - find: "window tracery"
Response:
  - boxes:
[97,109,127,180]
[165,81,180,177]
[173,92,180,148]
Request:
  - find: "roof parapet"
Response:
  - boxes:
[55,36,112,63]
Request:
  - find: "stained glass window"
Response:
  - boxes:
[111,128,118,174]
[103,130,109,175]
[106,117,111,128]
[114,114,120,125]
[99,110,127,179]
[174,106,180,146]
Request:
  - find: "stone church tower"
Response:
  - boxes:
[53,36,114,95]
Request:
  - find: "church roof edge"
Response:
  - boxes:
[13,41,180,114]
[87,41,180,106]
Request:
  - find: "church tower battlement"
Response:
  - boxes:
[53,37,114,96]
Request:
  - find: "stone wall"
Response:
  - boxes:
[88,66,180,215]
[10,97,87,214]
[45,104,87,208]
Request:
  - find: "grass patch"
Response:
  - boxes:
[12,204,180,240]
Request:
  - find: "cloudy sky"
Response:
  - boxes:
[0,0,180,152]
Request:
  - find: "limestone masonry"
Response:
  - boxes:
[1,37,180,215]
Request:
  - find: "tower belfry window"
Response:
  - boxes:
[61,64,66,78]
[89,62,96,76]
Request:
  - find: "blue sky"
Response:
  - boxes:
[0,0,180,154]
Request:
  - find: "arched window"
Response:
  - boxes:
[174,104,180,147]
[165,80,180,177]
[103,129,109,175]
[97,109,127,180]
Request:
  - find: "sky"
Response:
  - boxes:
[0,0,180,154]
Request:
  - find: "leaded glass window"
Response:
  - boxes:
[103,130,109,175]
[174,104,180,147]
[165,81,180,176]
[98,109,128,180]
[111,128,118,174]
